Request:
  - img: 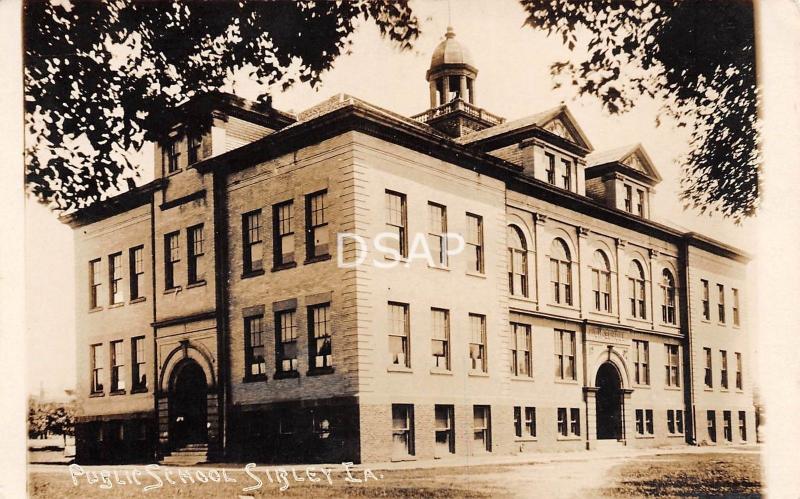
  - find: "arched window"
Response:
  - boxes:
[592,250,612,313]
[550,239,572,305]
[507,226,528,297]
[627,260,647,319]
[661,269,676,324]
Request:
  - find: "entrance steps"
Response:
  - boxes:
[592,439,626,451]
[160,443,209,466]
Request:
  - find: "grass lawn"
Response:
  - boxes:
[28,464,506,498]
[603,452,762,498]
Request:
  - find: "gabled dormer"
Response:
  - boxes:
[585,144,662,219]
[458,104,593,195]
[154,92,296,180]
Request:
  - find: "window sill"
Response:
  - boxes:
[273,370,300,380]
[514,437,538,443]
[429,367,452,375]
[511,376,535,382]
[548,303,579,312]
[130,297,146,305]
[736,389,744,393]
[590,310,615,318]
[186,280,207,289]
[88,307,104,314]
[427,264,450,272]
[307,366,335,376]
[304,254,332,265]
[465,271,487,279]
[700,318,711,324]
[667,433,685,438]
[108,302,124,309]
[627,317,650,325]
[510,295,535,304]
[243,375,268,383]
[110,390,126,396]
[390,456,417,463]
[387,365,413,373]
[554,379,579,385]
[633,384,651,389]
[468,370,489,377]
[664,386,682,391]
[272,262,298,272]
[659,322,680,329]
[166,169,182,177]
[89,392,104,398]
[241,269,265,279]
[163,287,182,295]
[557,436,582,441]
[383,254,409,264]
[704,387,714,392]
[718,322,727,327]
[131,387,148,394]
[635,434,655,439]
[720,388,730,393]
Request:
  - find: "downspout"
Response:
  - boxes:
[679,239,697,444]
[150,194,159,460]
[212,170,231,458]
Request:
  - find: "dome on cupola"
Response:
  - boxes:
[429,26,476,70]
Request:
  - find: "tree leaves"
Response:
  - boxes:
[24,0,419,212]
[520,0,759,221]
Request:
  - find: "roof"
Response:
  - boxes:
[430,26,475,70]
[586,143,663,184]
[457,104,593,151]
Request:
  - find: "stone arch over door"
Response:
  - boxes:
[157,341,219,454]
[584,345,634,448]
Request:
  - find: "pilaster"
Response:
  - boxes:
[578,227,590,318]
[649,248,659,330]
[615,238,626,324]
[533,213,548,310]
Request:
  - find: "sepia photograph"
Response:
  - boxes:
[4,0,800,497]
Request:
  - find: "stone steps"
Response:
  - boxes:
[160,443,209,466]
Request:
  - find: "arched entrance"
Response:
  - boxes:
[169,359,208,448]
[595,362,623,440]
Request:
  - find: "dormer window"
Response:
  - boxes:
[187,135,201,165]
[586,144,661,219]
[561,159,572,191]
[624,185,633,212]
[636,189,645,216]
[166,139,180,173]
[546,152,556,185]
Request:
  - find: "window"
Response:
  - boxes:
[636,189,645,216]
[701,279,710,320]
[90,344,104,394]
[511,322,532,377]
[311,409,332,440]
[385,191,407,258]
[272,201,295,267]
[241,210,263,274]
[187,224,204,284]
[557,408,568,436]
[129,246,144,300]
[704,347,713,388]
[676,410,684,434]
[388,302,410,367]
[131,337,146,391]
[473,406,491,452]
[466,213,484,273]
[561,159,572,190]
[514,406,522,437]
[545,152,556,184]
[164,231,180,289]
[275,310,298,373]
[707,410,717,443]
[723,410,732,442]
[524,407,536,437]
[735,352,743,389]
[468,314,487,372]
[717,284,726,323]
[665,344,680,387]
[661,269,676,324]
[570,408,581,436]
[720,350,728,389]
[431,308,450,370]
[89,259,102,309]
[428,203,448,266]
[550,239,572,305]
[624,185,633,212]
[732,288,740,326]
[633,340,650,385]
[636,409,654,435]
[309,303,333,369]
[187,135,200,164]
[106,253,123,305]
[554,330,576,380]
[244,315,266,378]
[434,405,455,457]
[627,260,647,319]
[306,190,329,260]
[592,250,612,312]
[738,411,747,441]
[667,410,680,434]
[166,139,180,173]
[110,340,125,392]
[391,404,415,458]
[507,226,529,297]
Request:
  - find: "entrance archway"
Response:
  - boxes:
[595,362,623,440]
[169,359,208,448]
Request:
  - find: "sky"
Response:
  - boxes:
[25,0,755,398]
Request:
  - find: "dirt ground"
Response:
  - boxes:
[27,447,762,498]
